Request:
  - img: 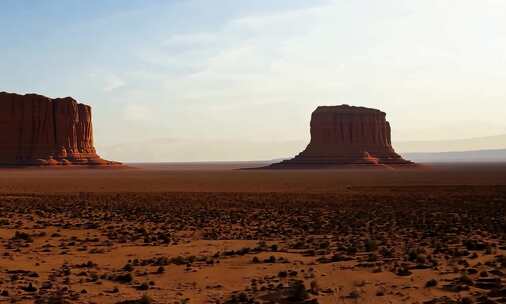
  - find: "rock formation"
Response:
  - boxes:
[270,105,413,167]
[0,92,120,166]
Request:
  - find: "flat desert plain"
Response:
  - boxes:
[0,163,505,304]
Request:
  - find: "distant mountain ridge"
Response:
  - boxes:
[395,134,506,153]
[403,149,506,163]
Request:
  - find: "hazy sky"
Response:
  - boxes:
[1,0,506,161]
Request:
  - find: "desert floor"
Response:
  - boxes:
[0,163,505,304]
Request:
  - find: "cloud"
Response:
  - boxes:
[102,0,506,157]
[163,32,218,49]
[87,72,126,92]
[230,3,326,32]
[123,103,153,122]
[141,1,342,104]
[103,74,125,92]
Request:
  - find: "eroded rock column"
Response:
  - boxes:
[271,105,413,167]
[0,91,119,166]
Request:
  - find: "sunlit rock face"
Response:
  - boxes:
[271,105,413,167]
[0,92,120,166]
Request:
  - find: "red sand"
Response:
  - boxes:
[0,162,504,194]
[0,163,505,303]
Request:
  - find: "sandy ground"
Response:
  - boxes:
[0,163,505,304]
[0,162,505,193]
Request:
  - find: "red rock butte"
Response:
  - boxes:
[269,105,414,168]
[0,92,120,166]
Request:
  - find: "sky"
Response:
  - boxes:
[1,0,506,161]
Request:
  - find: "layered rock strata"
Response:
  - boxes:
[0,92,119,166]
[270,105,413,167]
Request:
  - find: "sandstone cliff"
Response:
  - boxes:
[271,105,413,167]
[0,92,119,166]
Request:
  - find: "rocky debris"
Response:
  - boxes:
[225,279,318,304]
[0,187,505,303]
[115,295,153,304]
